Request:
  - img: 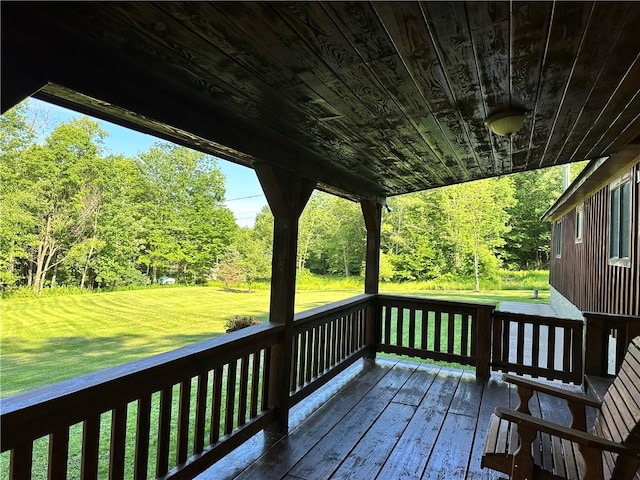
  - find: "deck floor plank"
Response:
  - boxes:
[199,358,594,480]
[287,362,417,479]
[376,368,463,480]
[230,359,395,480]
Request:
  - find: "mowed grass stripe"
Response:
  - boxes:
[1,287,360,397]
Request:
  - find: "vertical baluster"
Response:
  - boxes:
[396,307,404,347]
[134,394,151,480]
[10,442,33,480]
[330,319,337,368]
[81,415,100,480]
[312,326,320,379]
[461,313,469,357]
[262,347,271,410]
[238,355,249,427]
[290,332,299,392]
[298,331,307,388]
[572,324,583,382]
[343,314,349,356]
[408,308,416,349]
[337,317,342,362]
[447,313,455,354]
[501,319,511,364]
[490,315,500,366]
[547,326,556,372]
[250,352,261,418]
[532,322,540,369]
[210,368,223,443]
[48,427,69,480]
[194,373,209,453]
[384,306,392,345]
[305,328,313,383]
[109,404,127,480]
[318,323,326,374]
[421,309,429,350]
[347,312,358,355]
[563,325,572,372]
[176,379,191,464]
[156,387,172,477]
[517,321,525,366]
[434,311,442,352]
[224,361,237,436]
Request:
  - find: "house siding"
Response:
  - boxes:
[549,162,639,316]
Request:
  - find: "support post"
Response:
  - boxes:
[361,199,382,358]
[583,312,606,377]
[254,163,315,434]
[475,305,494,381]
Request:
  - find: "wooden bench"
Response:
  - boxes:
[482,336,640,479]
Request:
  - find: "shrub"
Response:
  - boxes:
[224,315,259,332]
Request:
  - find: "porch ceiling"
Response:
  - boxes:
[2,2,640,201]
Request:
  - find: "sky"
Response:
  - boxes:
[30,98,268,228]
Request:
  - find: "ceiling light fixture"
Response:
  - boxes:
[484,110,526,136]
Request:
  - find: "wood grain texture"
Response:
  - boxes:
[5,1,638,201]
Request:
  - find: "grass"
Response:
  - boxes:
[0,275,549,478]
[0,286,361,397]
[1,277,549,397]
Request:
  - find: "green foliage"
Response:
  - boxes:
[0,101,237,292]
[224,315,259,331]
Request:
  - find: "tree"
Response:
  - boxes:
[0,114,107,294]
[440,177,515,291]
[135,143,238,283]
[382,191,445,281]
[216,246,245,289]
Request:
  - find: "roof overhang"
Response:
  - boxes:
[3,2,640,201]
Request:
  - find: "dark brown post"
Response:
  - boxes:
[255,163,315,434]
[361,200,382,358]
[583,312,606,377]
[475,305,494,381]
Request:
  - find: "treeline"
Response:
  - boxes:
[229,165,568,291]
[1,102,238,294]
[1,101,578,295]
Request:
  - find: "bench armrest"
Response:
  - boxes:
[502,374,601,408]
[494,407,639,457]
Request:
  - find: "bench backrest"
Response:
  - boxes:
[590,336,640,478]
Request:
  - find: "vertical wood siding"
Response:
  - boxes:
[549,162,639,316]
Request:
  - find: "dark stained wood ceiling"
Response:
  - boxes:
[2,1,639,202]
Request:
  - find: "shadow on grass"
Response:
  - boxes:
[1,332,231,397]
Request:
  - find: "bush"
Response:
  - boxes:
[224,315,259,332]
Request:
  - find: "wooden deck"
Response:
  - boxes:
[197,357,592,480]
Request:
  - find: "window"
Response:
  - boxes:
[554,221,562,258]
[575,206,583,243]
[610,179,631,260]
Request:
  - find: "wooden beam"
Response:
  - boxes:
[361,200,383,359]
[255,163,315,433]
[361,200,382,295]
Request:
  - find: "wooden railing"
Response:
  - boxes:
[0,323,283,480]
[289,294,375,405]
[376,295,494,379]
[3,294,629,479]
[491,311,583,384]
[584,312,640,376]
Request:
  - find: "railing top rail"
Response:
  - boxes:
[294,294,375,325]
[1,322,283,444]
[493,310,583,328]
[583,311,640,322]
[377,293,496,311]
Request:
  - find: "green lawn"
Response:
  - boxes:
[0,283,549,479]
[0,284,549,397]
